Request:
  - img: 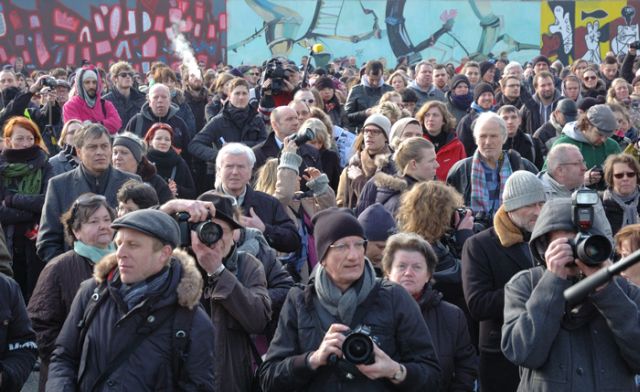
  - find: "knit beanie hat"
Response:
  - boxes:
[449,74,470,91]
[531,55,551,67]
[389,117,420,142]
[479,61,495,78]
[81,69,98,83]
[363,113,392,140]
[502,170,546,212]
[313,208,365,262]
[577,97,599,112]
[357,203,396,241]
[473,82,494,103]
[113,133,144,163]
[314,76,335,91]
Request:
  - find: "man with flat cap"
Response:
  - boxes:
[46,209,215,391]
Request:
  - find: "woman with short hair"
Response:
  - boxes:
[602,153,640,235]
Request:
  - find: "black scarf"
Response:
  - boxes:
[426,130,449,152]
[147,148,180,180]
[223,102,253,129]
[1,145,44,165]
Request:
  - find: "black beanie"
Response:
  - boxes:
[479,61,495,78]
[449,74,470,90]
[473,82,494,102]
[313,208,365,262]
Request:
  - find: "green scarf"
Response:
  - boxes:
[2,163,42,195]
[74,241,116,264]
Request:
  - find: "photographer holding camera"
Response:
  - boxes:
[162,193,272,392]
[257,57,299,120]
[501,196,640,391]
[259,208,441,391]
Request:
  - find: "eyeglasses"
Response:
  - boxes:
[363,127,383,135]
[118,72,133,78]
[328,239,367,254]
[71,194,108,218]
[613,172,637,179]
[584,75,597,81]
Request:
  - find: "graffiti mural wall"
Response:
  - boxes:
[3,1,640,71]
[541,0,640,64]
[227,0,541,66]
[0,0,227,72]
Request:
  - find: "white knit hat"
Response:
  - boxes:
[363,113,391,140]
[502,170,546,212]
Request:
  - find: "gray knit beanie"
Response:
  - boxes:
[363,113,392,140]
[502,170,546,212]
[113,133,144,163]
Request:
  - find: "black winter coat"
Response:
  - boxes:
[456,110,479,157]
[418,285,478,392]
[125,103,191,151]
[519,92,561,135]
[502,130,535,166]
[461,227,534,353]
[183,87,209,132]
[602,189,640,236]
[0,274,37,392]
[46,250,216,391]
[102,87,146,131]
[237,185,302,254]
[354,172,416,217]
[259,278,442,391]
[344,83,394,129]
[147,148,197,199]
[188,102,266,164]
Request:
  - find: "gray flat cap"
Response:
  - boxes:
[111,209,180,248]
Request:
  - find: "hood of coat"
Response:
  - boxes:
[74,65,104,106]
[529,198,609,266]
[93,248,203,309]
[561,121,590,144]
[141,101,180,122]
[373,171,409,193]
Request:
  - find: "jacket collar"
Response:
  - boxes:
[93,248,203,309]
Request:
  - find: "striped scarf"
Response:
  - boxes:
[470,150,512,216]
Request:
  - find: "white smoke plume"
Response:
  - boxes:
[170,23,201,80]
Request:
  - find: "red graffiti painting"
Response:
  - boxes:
[0,0,227,72]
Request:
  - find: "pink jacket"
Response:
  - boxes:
[62,65,121,134]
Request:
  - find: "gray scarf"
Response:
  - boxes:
[313,259,376,325]
[605,187,640,226]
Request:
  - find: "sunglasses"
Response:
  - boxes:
[613,172,637,179]
[302,98,315,104]
[118,72,133,78]
[584,75,597,81]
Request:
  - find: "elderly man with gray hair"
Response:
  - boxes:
[447,112,538,223]
[215,142,301,253]
[539,143,613,239]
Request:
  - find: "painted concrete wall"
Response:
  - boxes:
[1,0,640,71]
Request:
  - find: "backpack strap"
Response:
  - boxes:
[134,114,144,137]
[100,99,107,118]
[506,149,522,172]
[170,305,196,386]
[76,284,110,349]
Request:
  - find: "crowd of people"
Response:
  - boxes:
[0,45,640,392]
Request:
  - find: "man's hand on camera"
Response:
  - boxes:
[282,137,298,154]
[160,199,216,222]
[455,209,475,231]
[308,323,349,370]
[356,343,404,383]
[191,231,224,275]
[261,79,272,95]
[240,207,265,232]
[545,237,578,279]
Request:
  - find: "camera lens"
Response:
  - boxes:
[343,333,374,364]
[574,233,612,266]
[194,221,223,246]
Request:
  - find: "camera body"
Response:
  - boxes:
[631,41,640,50]
[342,325,378,365]
[569,188,612,266]
[41,77,58,88]
[287,127,316,147]
[175,212,223,247]
[262,58,288,95]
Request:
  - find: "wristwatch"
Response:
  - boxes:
[208,264,226,279]
[392,364,406,382]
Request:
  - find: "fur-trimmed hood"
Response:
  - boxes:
[373,171,409,192]
[93,248,203,309]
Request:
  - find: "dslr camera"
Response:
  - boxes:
[631,41,640,50]
[41,77,58,88]
[340,325,379,365]
[569,188,612,266]
[262,58,288,95]
[287,127,315,147]
[175,212,223,247]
